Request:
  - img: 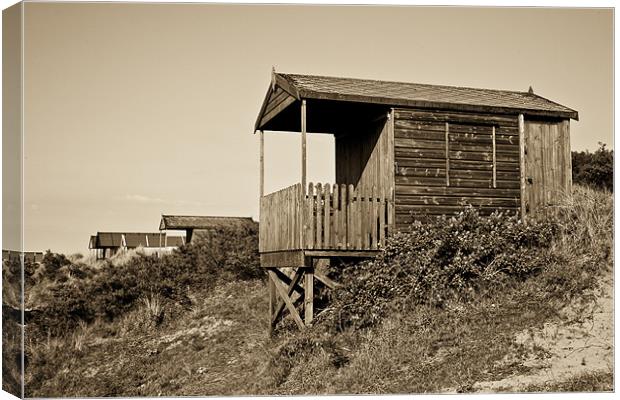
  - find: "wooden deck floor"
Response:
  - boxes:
[260,248,381,268]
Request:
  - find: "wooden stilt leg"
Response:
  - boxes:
[269,270,306,330]
[268,269,276,335]
[305,266,314,326]
[272,268,304,325]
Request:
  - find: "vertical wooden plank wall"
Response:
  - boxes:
[523,118,572,216]
[335,116,392,199]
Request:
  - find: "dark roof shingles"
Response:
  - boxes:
[91,232,185,248]
[159,215,257,230]
[277,73,578,119]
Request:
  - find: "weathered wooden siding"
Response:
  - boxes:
[523,118,571,216]
[335,114,394,198]
[393,108,521,229]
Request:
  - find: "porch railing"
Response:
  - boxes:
[260,182,392,253]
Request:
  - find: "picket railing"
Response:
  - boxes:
[259,183,304,253]
[260,182,392,253]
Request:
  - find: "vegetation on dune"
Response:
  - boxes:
[523,371,613,393]
[2,257,23,397]
[22,183,613,396]
[24,225,261,396]
[572,142,613,191]
[262,184,613,394]
[26,225,260,336]
[322,209,558,331]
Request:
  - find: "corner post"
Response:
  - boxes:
[564,119,572,190]
[518,114,526,221]
[387,109,395,233]
[301,99,307,189]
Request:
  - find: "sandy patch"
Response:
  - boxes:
[473,273,613,392]
[159,316,235,351]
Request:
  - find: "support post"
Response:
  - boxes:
[159,229,162,257]
[269,269,305,329]
[304,265,314,326]
[301,99,307,189]
[260,130,265,197]
[268,269,276,334]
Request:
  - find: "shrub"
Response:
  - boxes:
[41,251,71,273]
[572,142,613,191]
[323,208,559,331]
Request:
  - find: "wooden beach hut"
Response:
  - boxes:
[255,71,578,330]
[88,232,185,259]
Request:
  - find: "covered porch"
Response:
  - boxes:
[256,72,396,331]
[257,74,396,268]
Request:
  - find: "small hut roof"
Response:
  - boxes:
[95,232,124,247]
[124,233,162,248]
[159,215,256,231]
[90,232,184,249]
[255,72,578,131]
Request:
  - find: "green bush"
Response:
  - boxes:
[323,208,559,331]
[572,142,613,191]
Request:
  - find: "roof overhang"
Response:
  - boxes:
[254,73,579,133]
[160,215,257,230]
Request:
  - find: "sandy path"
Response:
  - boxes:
[473,271,613,392]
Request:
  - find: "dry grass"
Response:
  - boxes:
[523,370,613,392]
[71,320,89,352]
[108,248,143,267]
[25,280,270,397]
[556,186,613,258]
[141,292,164,325]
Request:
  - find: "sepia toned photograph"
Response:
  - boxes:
[1,2,614,398]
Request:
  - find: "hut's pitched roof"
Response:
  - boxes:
[95,232,124,248]
[255,72,578,130]
[89,232,184,249]
[123,233,163,248]
[159,215,256,231]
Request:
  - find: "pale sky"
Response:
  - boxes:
[17,4,613,253]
